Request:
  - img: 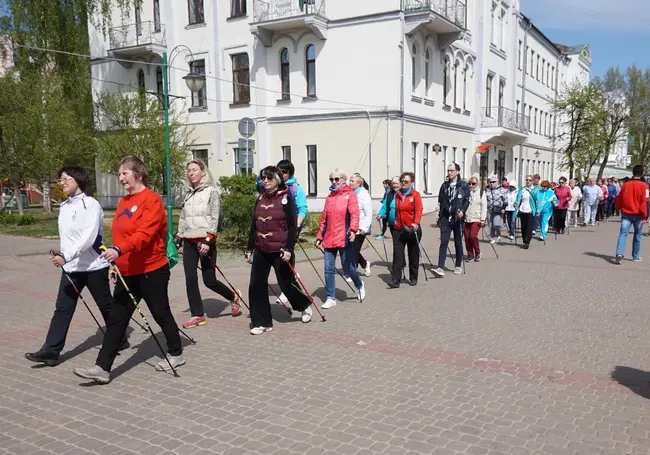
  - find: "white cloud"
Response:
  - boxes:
[521,0,650,31]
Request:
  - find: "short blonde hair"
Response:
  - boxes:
[330,168,347,181]
[117,156,149,186]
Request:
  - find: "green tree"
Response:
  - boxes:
[626,66,650,168]
[217,173,258,247]
[94,90,196,194]
[551,80,602,179]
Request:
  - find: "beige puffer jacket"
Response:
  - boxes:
[465,187,487,223]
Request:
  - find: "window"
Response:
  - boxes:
[231,0,246,17]
[137,69,145,94]
[153,0,161,31]
[156,67,163,98]
[549,115,553,136]
[541,58,545,84]
[530,50,534,75]
[282,146,291,161]
[480,150,489,187]
[551,66,555,88]
[499,9,506,49]
[411,43,417,92]
[190,59,207,108]
[443,59,449,104]
[453,62,458,107]
[193,149,209,166]
[188,0,204,24]
[485,74,493,116]
[534,108,538,133]
[135,2,142,36]
[424,50,430,96]
[423,143,430,194]
[462,65,467,110]
[442,146,448,178]
[544,113,547,136]
[307,145,317,196]
[528,106,532,131]
[498,80,504,109]
[280,48,290,100]
[231,53,250,104]
[411,143,418,179]
[490,3,496,44]
[234,148,253,175]
[516,100,520,115]
[525,46,529,73]
[518,40,522,69]
[536,56,540,80]
[306,44,316,97]
[497,151,506,182]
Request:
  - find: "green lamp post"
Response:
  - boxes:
[160,46,205,237]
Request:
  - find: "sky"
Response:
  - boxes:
[520,0,650,78]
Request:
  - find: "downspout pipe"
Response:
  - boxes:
[364,109,372,197]
[551,53,565,180]
[399,1,405,174]
[519,14,532,180]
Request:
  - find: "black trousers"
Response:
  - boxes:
[96,265,181,372]
[519,212,533,245]
[554,209,567,232]
[42,268,113,355]
[183,241,235,317]
[354,233,368,269]
[391,226,421,281]
[438,217,463,268]
[380,218,388,236]
[249,250,311,328]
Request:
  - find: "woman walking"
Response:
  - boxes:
[388,172,423,288]
[177,159,242,329]
[513,175,538,249]
[74,156,184,383]
[463,176,486,262]
[536,180,559,240]
[349,173,373,276]
[553,177,571,234]
[504,180,518,241]
[567,179,582,228]
[25,166,127,366]
[245,166,313,335]
[317,169,365,308]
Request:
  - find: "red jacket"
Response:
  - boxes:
[394,189,423,230]
[554,185,571,210]
[615,179,649,219]
[112,187,168,276]
[317,184,360,249]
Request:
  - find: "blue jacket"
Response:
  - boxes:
[378,191,396,225]
[606,183,617,200]
[536,189,558,214]
[256,176,308,220]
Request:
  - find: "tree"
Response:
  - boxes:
[0,70,90,215]
[94,90,196,194]
[551,81,602,179]
[627,66,650,169]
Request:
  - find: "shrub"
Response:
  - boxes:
[217,173,258,247]
[302,212,322,237]
[0,214,36,226]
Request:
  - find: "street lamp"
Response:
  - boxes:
[161,46,205,238]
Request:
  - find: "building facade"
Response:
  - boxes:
[89,0,591,209]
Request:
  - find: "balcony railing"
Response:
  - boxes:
[482,107,530,133]
[109,21,166,50]
[253,0,326,23]
[404,0,466,28]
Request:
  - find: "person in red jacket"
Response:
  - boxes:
[73,156,184,384]
[553,176,571,234]
[615,165,649,264]
[316,169,365,309]
[388,172,423,288]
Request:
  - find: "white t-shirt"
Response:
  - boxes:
[519,187,533,213]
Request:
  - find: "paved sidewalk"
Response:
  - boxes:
[1,216,650,455]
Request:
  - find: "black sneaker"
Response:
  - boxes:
[467,255,475,262]
[25,350,60,366]
[474,254,481,262]
[387,279,400,289]
[118,338,130,351]
[524,243,530,250]
[408,279,417,287]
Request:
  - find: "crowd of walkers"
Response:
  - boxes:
[23,157,648,383]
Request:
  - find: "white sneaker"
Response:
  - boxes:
[454,267,463,275]
[301,306,313,323]
[508,234,514,241]
[73,365,110,384]
[155,353,186,371]
[532,230,537,235]
[321,298,337,309]
[345,276,353,284]
[364,264,371,277]
[489,239,496,245]
[357,282,366,302]
[250,326,273,335]
[432,267,445,277]
[633,257,643,263]
[276,292,289,305]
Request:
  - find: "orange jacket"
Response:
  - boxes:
[112,188,168,276]
[394,189,423,230]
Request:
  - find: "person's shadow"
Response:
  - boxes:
[611,366,650,399]
[583,251,617,264]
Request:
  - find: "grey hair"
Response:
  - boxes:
[330,168,347,180]
[350,173,365,184]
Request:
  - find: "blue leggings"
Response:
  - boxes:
[539,211,553,238]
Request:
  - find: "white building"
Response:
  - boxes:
[89,0,591,209]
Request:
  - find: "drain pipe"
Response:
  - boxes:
[386,109,391,179]
[519,14,532,180]
[364,109,372,197]
[399,1,405,173]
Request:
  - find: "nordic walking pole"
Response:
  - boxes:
[413,233,428,282]
[366,238,387,263]
[459,222,467,274]
[297,240,326,288]
[286,261,326,322]
[203,248,250,312]
[316,245,356,293]
[481,227,499,259]
[267,284,292,315]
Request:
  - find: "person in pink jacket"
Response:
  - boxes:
[553,176,571,234]
[316,169,365,309]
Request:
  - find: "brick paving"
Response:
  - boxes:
[1,217,650,454]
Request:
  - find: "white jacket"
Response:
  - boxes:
[465,187,486,223]
[355,187,373,233]
[568,186,582,211]
[505,188,518,211]
[59,194,108,273]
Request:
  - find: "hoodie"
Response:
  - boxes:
[505,181,518,211]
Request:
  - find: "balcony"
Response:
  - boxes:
[108,21,166,61]
[250,0,328,47]
[404,0,466,49]
[480,107,530,146]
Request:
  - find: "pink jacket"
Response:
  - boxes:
[317,184,360,249]
[554,185,571,210]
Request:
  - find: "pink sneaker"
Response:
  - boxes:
[231,290,243,317]
[182,315,206,329]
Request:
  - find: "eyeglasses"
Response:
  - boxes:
[56,178,72,184]
[469,182,477,186]
[401,180,411,184]
[329,177,341,183]
[261,175,275,181]
[525,179,532,182]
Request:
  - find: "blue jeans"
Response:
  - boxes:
[324,244,362,299]
[616,214,643,260]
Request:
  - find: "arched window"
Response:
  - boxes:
[280,48,290,100]
[137,69,145,93]
[305,44,316,97]
[442,58,448,104]
[411,43,417,92]
[453,61,459,107]
[424,50,430,96]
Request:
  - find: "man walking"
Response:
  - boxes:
[433,163,470,276]
[486,175,507,244]
[582,178,603,226]
[615,165,648,264]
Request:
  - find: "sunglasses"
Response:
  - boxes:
[469,182,477,186]
[261,175,275,181]
[329,177,341,183]
[401,180,411,184]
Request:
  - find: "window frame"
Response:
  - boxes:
[192,149,209,166]
[280,48,290,100]
[230,0,247,18]
[443,59,449,105]
[424,49,430,97]
[281,146,292,161]
[306,145,317,196]
[411,43,417,93]
[231,53,250,105]
[190,59,207,108]
[305,44,317,98]
[234,147,254,175]
[485,74,493,117]
[187,0,205,25]
[153,0,161,32]
[423,143,430,194]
